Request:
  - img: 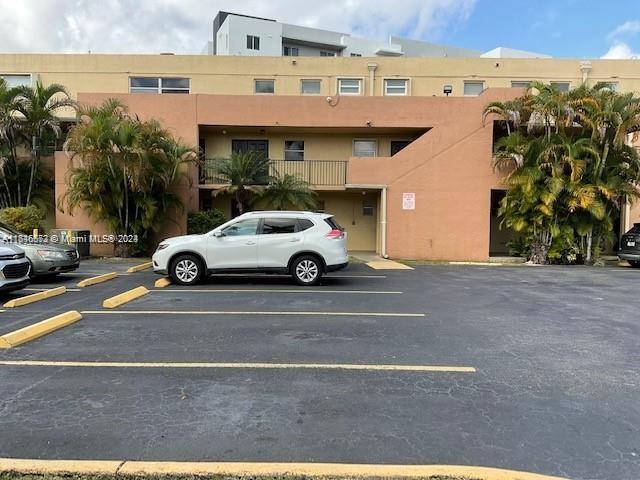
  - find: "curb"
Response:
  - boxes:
[126,261,153,273]
[0,311,82,348]
[77,272,117,288]
[0,459,568,479]
[3,286,66,308]
[102,286,149,308]
[154,277,172,288]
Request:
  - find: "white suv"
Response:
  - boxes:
[153,211,348,286]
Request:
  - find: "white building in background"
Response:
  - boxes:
[204,11,547,59]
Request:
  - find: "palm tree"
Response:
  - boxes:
[62,98,197,256]
[259,173,318,210]
[212,151,271,214]
[14,81,76,205]
[482,98,529,136]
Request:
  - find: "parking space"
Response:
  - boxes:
[0,261,639,479]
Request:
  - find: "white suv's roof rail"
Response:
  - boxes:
[243,210,320,216]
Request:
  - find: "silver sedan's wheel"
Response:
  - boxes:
[170,255,203,285]
[292,256,322,286]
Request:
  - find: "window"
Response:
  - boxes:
[0,74,31,88]
[338,78,362,95]
[463,81,485,96]
[384,79,408,96]
[297,218,314,231]
[129,77,190,94]
[353,140,377,157]
[511,81,531,89]
[600,82,619,92]
[160,78,190,94]
[283,46,299,56]
[284,141,304,161]
[301,79,321,94]
[261,218,297,235]
[320,51,336,57]
[362,201,375,216]
[550,81,571,92]
[246,35,260,50]
[254,79,274,94]
[222,218,260,236]
[350,53,362,57]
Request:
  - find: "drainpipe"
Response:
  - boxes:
[380,186,388,258]
[367,63,378,96]
[580,60,592,85]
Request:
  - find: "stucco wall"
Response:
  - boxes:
[2,54,639,100]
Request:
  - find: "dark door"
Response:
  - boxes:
[232,139,269,157]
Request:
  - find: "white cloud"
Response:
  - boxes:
[601,41,640,59]
[0,0,477,54]
[607,20,640,40]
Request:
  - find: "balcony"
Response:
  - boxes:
[200,159,348,188]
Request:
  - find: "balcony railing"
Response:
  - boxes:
[201,159,348,187]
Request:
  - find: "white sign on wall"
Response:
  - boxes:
[402,192,415,210]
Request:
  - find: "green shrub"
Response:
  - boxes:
[0,206,45,233]
[187,209,226,234]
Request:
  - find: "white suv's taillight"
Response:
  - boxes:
[325,229,344,240]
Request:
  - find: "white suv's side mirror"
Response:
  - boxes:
[212,231,224,238]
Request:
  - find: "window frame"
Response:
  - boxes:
[320,51,336,57]
[254,79,275,95]
[337,77,363,96]
[352,139,378,157]
[600,81,619,92]
[362,200,375,217]
[463,80,485,96]
[510,81,532,89]
[283,46,299,56]
[284,140,305,161]
[246,35,260,50]
[300,79,322,95]
[0,73,33,88]
[129,77,190,94]
[383,78,409,96]
[260,217,299,235]
[550,81,571,92]
[222,218,260,237]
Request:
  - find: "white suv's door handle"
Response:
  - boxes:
[289,238,301,242]
[245,241,256,245]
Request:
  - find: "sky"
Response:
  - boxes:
[0,0,638,58]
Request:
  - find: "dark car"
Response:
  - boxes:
[619,223,640,267]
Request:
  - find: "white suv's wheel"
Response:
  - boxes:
[170,254,204,285]
[292,255,322,286]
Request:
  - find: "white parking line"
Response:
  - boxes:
[151,289,402,294]
[81,310,425,317]
[0,360,474,373]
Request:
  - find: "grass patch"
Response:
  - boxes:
[0,473,476,480]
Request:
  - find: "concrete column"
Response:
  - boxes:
[367,63,377,96]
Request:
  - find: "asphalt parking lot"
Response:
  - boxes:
[0,260,638,480]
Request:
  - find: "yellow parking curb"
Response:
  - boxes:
[126,261,153,273]
[3,286,66,308]
[77,272,117,287]
[102,286,149,308]
[0,458,568,479]
[0,310,82,349]
[154,277,172,288]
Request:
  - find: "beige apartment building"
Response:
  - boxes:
[1,54,639,259]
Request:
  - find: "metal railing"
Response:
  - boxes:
[201,158,348,187]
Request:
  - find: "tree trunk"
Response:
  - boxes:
[114,241,134,258]
[530,240,549,264]
[585,228,593,264]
